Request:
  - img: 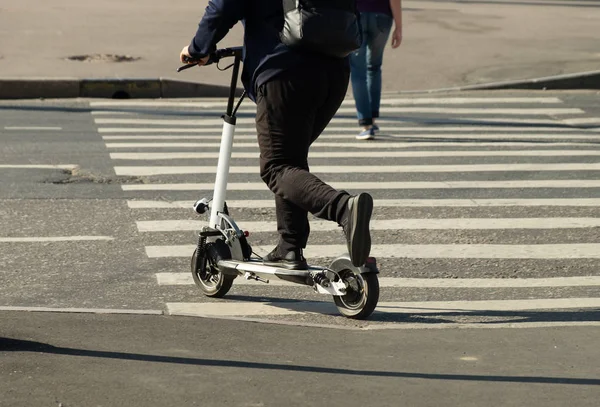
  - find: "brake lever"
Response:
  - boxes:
[177,63,197,72]
[177,54,217,72]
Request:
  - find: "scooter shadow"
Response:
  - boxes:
[222,295,600,326]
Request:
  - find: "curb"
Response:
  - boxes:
[1,70,599,99]
[398,70,600,94]
[0,78,242,99]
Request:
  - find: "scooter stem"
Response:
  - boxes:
[210,120,235,228]
[209,51,243,228]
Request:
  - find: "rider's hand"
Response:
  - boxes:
[391,26,403,49]
[180,46,210,65]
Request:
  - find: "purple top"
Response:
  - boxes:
[356,0,392,16]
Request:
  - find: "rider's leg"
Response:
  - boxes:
[312,63,374,267]
[255,61,372,267]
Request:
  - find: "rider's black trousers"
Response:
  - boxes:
[255,60,352,252]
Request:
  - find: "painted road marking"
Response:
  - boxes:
[167,298,600,317]
[137,218,600,233]
[0,236,114,242]
[0,164,77,170]
[126,198,600,209]
[4,126,62,131]
[104,135,600,148]
[563,117,600,126]
[97,125,589,134]
[157,273,600,288]
[122,180,600,191]
[93,108,583,125]
[89,97,564,108]
[146,243,600,259]
[101,126,596,139]
[115,163,600,177]
[0,306,162,315]
[109,150,600,161]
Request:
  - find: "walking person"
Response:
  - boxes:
[350,0,403,140]
[180,0,374,269]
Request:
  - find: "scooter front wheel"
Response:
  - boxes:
[191,239,235,298]
[333,271,379,319]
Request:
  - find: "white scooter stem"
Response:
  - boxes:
[209,120,235,228]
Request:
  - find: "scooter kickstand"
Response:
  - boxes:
[244,272,269,284]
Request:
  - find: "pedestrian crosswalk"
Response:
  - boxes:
[91,94,600,328]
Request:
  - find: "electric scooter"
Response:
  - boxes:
[178,47,379,319]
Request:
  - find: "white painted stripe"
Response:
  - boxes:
[137,218,600,233]
[96,109,462,117]
[146,243,600,259]
[359,126,582,132]
[96,118,256,126]
[105,138,600,148]
[115,163,600,177]
[100,127,241,134]
[96,118,569,131]
[90,101,233,108]
[89,97,563,108]
[334,107,584,115]
[109,150,600,161]
[0,164,78,170]
[0,306,163,315]
[97,125,585,134]
[101,126,592,139]
[91,111,130,115]
[563,117,600,126]
[348,97,565,106]
[110,142,597,160]
[4,126,62,130]
[167,298,600,317]
[122,180,600,191]
[93,108,584,123]
[0,236,114,242]
[126,198,600,209]
[156,273,600,288]
[374,298,600,313]
[101,133,600,141]
[95,110,578,123]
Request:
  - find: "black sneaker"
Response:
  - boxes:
[341,193,373,267]
[263,247,308,270]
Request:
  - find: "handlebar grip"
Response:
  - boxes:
[177,46,243,73]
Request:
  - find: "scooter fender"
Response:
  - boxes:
[328,255,379,275]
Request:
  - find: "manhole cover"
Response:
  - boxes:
[66,54,141,63]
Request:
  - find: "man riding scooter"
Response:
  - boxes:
[179,0,374,270]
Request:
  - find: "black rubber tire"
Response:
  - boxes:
[191,240,235,298]
[333,271,379,319]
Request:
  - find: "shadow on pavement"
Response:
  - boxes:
[2,337,599,386]
[220,295,600,325]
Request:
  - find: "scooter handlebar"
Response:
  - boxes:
[177,46,243,72]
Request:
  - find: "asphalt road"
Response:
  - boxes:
[1,90,599,405]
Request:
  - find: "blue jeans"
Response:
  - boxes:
[349,12,394,126]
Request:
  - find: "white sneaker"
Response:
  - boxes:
[356,127,375,140]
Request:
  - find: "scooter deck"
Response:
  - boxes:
[217,258,327,277]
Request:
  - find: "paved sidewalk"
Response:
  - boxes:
[1,0,599,95]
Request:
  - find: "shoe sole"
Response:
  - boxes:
[348,193,373,267]
[263,261,308,271]
[356,134,375,140]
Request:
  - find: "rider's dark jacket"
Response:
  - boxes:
[188,0,346,101]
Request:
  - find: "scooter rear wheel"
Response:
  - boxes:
[191,239,235,298]
[333,271,379,319]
